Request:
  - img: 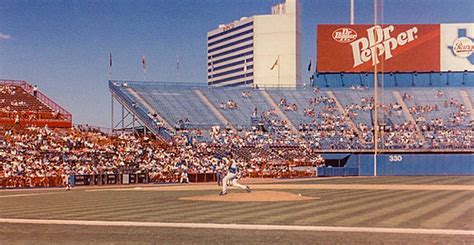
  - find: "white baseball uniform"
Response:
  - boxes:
[221,159,248,194]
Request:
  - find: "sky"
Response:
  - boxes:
[1,0,473,127]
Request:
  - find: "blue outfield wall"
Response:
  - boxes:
[317,153,474,176]
[316,167,358,177]
[349,153,474,176]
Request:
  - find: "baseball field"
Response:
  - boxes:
[1,176,473,244]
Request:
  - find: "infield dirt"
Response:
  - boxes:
[179,190,319,202]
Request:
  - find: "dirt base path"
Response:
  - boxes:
[89,183,474,192]
[180,190,319,202]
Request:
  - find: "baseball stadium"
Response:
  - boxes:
[1,0,473,244]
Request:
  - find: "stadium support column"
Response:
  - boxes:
[121,105,125,133]
[111,94,114,132]
[132,114,135,135]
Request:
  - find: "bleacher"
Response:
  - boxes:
[0,80,72,128]
[403,88,463,124]
[133,84,221,127]
[109,71,473,147]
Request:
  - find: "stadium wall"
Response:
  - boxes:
[343,153,474,176]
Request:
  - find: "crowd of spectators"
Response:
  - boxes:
[0,84,63,123]
[1,85,471,187]
[0,124,327,184]
[220,100,238,110]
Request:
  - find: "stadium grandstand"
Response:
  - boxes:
[0,80,72,128]
[109,71,473,151]
[2,0,474,243]
[3,71,471,188]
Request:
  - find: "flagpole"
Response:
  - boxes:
[278,55,281,87]
[109,51,112,81]
[307,60,312,88]
[142,53,147,81]
[176,54,180,83]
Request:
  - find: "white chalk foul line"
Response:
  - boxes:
[0,218,473,236]
[0,193,57,198]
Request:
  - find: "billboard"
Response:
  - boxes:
[317,24,474,72]
[440,23,474,72]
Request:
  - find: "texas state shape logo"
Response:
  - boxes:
[448,28,474,64]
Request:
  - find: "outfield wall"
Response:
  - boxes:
[344,153,474,176]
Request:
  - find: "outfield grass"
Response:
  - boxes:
[0,176,473,244]
[276,176,474,185]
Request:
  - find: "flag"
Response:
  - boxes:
[109,51,112,68]
[270,56,279,70]
[176,54,180,73]
[176,54,180,82]
[307,60,312,72]
[141,54,146,70]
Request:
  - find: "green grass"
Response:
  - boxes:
[276,176,474,185]
[1,176,473,244]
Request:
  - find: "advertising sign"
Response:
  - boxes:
[317,24,441,72]
[440,23,474,71]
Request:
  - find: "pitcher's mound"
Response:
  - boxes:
[180,191,319,202]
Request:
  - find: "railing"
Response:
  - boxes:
[0,79,28,87]
[35,90,72,121]
[310,149,474,153]
[111,71,473,89]
[0,171,317,189]
[245,170,316,179]
[315,71,473,88]
[110,80,208,88]
[109,81,171,141]
[0,79,72,122]
[74,124,122,136]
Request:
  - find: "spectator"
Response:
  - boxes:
[33,85,38,97]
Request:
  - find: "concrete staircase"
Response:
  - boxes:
[194,89,235,131]
[326,91,363,142]
[260,89,298,132]
[126,87,174,131]
[459,90,474,121]
[392,90,425,141]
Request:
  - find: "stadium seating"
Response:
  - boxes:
[1,72,472,187]
[0,80,72,128]
[109,71,473,150]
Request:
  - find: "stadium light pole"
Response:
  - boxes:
[373,0,378,177]
[350,0,355,25]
